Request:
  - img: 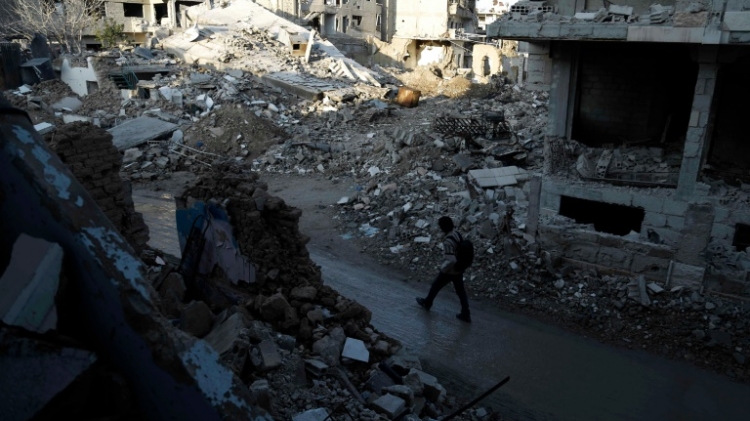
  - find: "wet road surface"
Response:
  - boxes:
[134,177,749,421]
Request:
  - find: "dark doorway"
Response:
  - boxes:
[559,196,645,236]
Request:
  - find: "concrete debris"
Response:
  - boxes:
[107,116,178,150]
[372,393,407,418]
[342,337,370,363]
[33,122,55,135]
[293,408,329,421]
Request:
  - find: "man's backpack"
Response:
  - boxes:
[451,234,474,272]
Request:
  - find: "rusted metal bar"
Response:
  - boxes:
[0,100,271,421]
[442,376,510,421]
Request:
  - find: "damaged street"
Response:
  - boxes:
[2,0,750,420]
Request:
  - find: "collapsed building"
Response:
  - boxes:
[487,0,750,297]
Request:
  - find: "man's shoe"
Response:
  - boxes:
[416,297,431,311]
[456,313,472,323]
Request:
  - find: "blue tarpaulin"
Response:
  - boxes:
[176,201,255,284]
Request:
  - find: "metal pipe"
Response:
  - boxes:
[442,376,510,421]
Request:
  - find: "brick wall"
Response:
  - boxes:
[48,122,150,251]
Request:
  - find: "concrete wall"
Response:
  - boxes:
[309,0,383,39]
[394,0,449,38]
[61,57,99,97]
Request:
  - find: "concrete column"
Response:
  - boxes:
[543,42,577,175]
[675,56,720,200]
[168,0,177,28]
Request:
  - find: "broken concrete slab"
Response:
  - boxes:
[62,115,92,124]
[180,300,214,338]
[33,122,55,135]
[469,166,526,188]
[305,358,329,376]
[51,96,82,112]
[203,312,249,355]
[107,116,178,150]
[293,408,329,421]
[372,393,406,419]
[0,234,62,333]
[0,328,97,421]
[252,339,282,371]
[262,72,346,101]
[134,46,155,60]
[341,337,369,363]
[669,262,705,289]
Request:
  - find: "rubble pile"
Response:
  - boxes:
[573,144,683,185]
[161,162,487,420]
[46,122,150,250]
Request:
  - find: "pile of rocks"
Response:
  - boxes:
[154,162,488,419]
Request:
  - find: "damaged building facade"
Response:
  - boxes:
[370,0,480,69]
[306,0,386,40]
[83,0,204,46]
[489,0,750,295]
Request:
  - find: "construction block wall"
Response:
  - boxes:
[47,122,150,251]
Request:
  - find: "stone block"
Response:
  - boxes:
[293,408,329,421]
[382,385,414,406]
[291,286,318,301]
[631,255,670,279]
[341,337,369,363]
[408,369,444,402]
[710,223,734,240]
[723,11,750,31]
[250,379,271,409]
[643,212,667,227]
[204,313,249,356]
[541,192,561,211]
[632,194,664,213]
[372,394,406,419]
[180,301,213,338]
[601,189,632,206]
[666,215,685,230]
[669,262,705,289]
[597,246,632,269]
[252,339,282,371]
[662,199,689,216]
[565,241,600,263]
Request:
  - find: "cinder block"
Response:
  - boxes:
[713,206,730,224]
[565,241,600,263]
[631,255,670,279]
[662,199,689,216]
[597,246,633,269]
[666,215,685,230]
[710,223,735,240]
[601,188,633,206]
[632,194,664,213]
[541,192,561,211]
[643,212,667,227]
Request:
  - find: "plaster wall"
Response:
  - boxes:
[394,0,449,38]
[61,57,99,97]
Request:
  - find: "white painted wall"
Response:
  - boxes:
[394,0,449,38]
[61,57,99,96]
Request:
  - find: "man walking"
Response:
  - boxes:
[416,216,472,323]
